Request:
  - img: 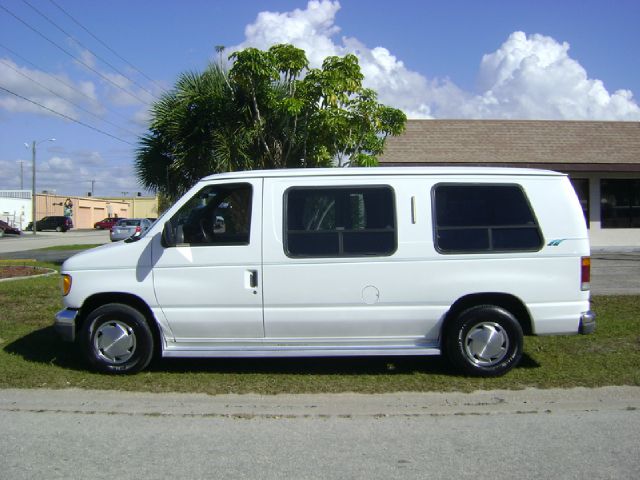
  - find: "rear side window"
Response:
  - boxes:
[433,184,543,253]
[285,186,396,257]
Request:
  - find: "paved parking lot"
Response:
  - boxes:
[0,229,109,254]
[1,230,638,295]
[591,252,640,295]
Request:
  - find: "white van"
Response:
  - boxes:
[55,167,595,376]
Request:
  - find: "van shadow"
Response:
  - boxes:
[149,353,540,376]
[4,326,84,371]
[5,326,541,376]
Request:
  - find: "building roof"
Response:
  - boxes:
[378,120,640,172]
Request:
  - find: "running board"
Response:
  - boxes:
[162,345,441,358]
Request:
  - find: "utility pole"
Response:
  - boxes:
[31,141,36,235]
[26,138,55,235]
[17,160,24,189]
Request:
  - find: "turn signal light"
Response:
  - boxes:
[62,274,72,296]
[581,257,591,291]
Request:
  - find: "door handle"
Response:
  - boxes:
[249,270,258,288]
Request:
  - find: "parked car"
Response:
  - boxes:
[27,216,73,232]
[56,167,594,375]
[0,219,21,237]
[110,218,152,242]
[94,217,122,230]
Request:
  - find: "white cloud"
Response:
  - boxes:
[230,1,640,121]
[131,106,151,128]
[466,32,640,120]
[0,159,22,190]
[103,72,157,107]
[0,57,101,118]
[77,49,97,69]
[46,156,74,172]
[241,0,342,66]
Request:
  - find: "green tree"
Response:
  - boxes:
[135,44,406,200]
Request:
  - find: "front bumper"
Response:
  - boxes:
[54,308,79,342]
[579,310,596,334]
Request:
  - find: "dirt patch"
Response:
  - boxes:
[0,265,51,279]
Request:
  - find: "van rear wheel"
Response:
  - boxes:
[80,303,154,374]
[445,305,523,377]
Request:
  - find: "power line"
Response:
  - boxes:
[47,0,167,94]
[0,2,152,106]
[0,84,135,145]
[21,0,157,101]
[0,58,140,138]
[0,42,147,125]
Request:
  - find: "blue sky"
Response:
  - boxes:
[1,0,639,196]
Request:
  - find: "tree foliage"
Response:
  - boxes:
[136,44,406,199]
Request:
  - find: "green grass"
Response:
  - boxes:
[35,244,104,251]
[0,269,638,394]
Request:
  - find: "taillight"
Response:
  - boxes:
[581,256,591,291]
[135,226,141,233]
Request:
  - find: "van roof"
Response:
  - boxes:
[200,166,565,182]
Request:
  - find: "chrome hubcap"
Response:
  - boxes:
[464,322,509,367]
[94,320,136,364]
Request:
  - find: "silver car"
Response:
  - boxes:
[110,218,152,242]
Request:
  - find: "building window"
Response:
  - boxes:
[433,184,543,253]
[601,179,640,228]
[570,178,590,228]
[285,186,396,257]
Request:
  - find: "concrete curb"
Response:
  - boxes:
[0,266,57,283]
[1,386,638,418]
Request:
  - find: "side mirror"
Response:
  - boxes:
[161,221,176,248]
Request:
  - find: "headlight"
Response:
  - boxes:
[62,274,72,296]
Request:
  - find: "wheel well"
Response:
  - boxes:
[78,293,162,354]
[443,293,533,337]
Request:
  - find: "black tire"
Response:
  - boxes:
[444,305,523,377]
[80,303,154,374]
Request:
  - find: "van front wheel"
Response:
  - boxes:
[445,305,523,377]
[81,303,154,374]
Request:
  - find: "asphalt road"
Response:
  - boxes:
[0,387,638,479]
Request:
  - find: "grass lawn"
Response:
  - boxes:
[35,244,105,251]
[0,266,638,394]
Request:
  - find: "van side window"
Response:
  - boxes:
[167,183,252,246]
[434,184,543,253]
[285,186,396,257]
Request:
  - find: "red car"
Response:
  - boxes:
[0,219,21,237]
[94,217,123,230]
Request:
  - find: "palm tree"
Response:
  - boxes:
[135,63,251,200]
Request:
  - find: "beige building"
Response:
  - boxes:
[1,192,159,230]
[96,196,159,220]
[36,193,130,229]
[379,120,640,248]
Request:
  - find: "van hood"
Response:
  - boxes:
[62,236,154,272]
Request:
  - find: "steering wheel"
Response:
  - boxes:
[198,217,214,243]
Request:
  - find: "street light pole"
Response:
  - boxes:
[27,138,55,235]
